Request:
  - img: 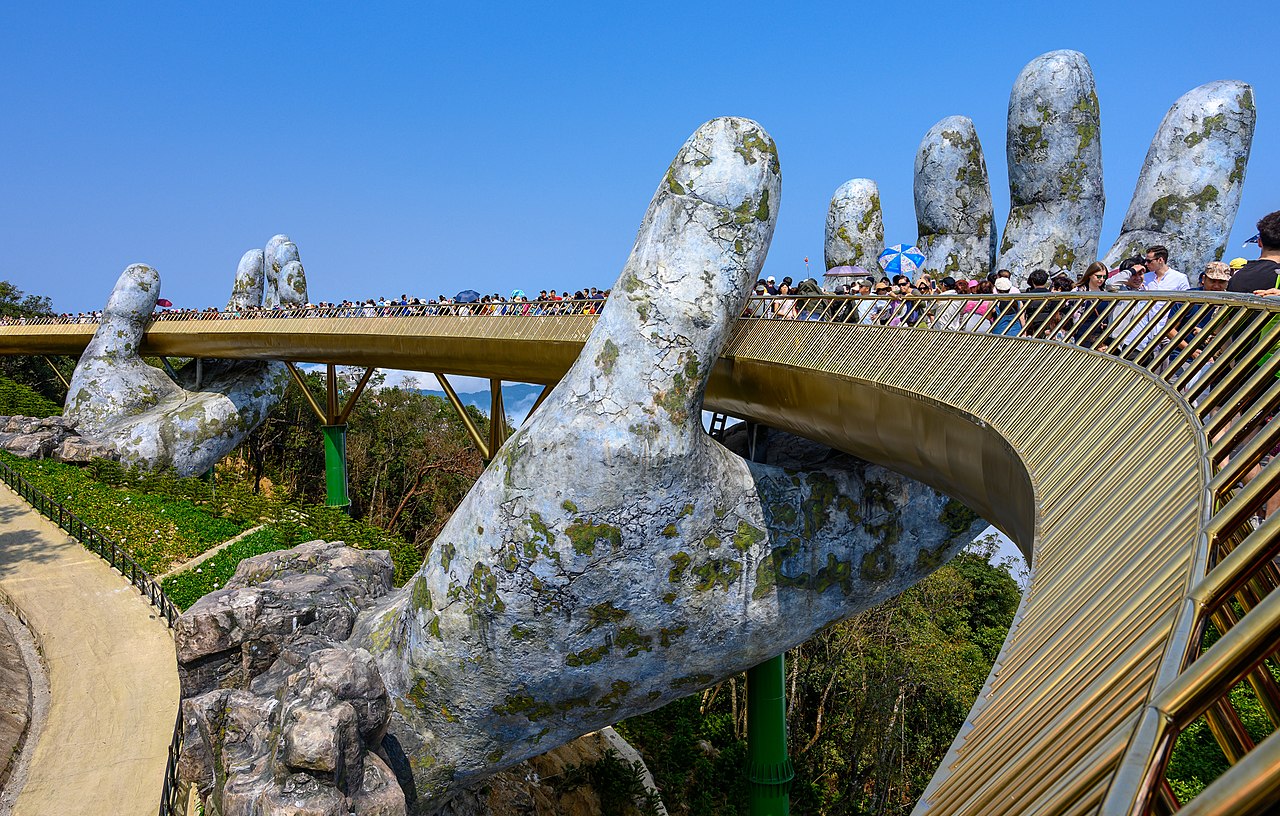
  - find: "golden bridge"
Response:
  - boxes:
[3,291,1279,815]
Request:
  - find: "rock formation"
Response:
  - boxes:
[914,116,996,280]
[63,236,307,477]
[1103,81,1256,274]
[0,415,118,463]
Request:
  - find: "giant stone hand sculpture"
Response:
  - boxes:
[64,236,307,476]
[176,118,987,815]
[827,49,1255,288]
[351,117,985,804]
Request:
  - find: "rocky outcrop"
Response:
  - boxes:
[914,116,996,280]
[0,415,119,463]
[177,540,405,816]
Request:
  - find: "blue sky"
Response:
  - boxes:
[2,1,1275,313]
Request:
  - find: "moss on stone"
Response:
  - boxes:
[494,693,556,721]
[510,623,534,641]
[733,520,766,552]
[673,673,713,689]
[661,523,678,538]
[616,627,652,657]
[668,551,691,583]
[1051,244,1078,271]
[411,578,433,612]
[693,558,742,592]
[702,533,721,549]
[597,680,632,710]
[680,503,694,518]
[440,542,457,573]
[666,163,686,196]
[464,562,506,617]
[585,601,628,630]
[734,130,781,175]
[1184,113,1227,148]
[659,624,687,648]
[661,591,677,604]
[566,519,622,556]
[595,340,619,376]
[566,643,610,667]
[1229,154,1248,186]
[1149,185,1220,228]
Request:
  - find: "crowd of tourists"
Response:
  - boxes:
[8,211,1279,332]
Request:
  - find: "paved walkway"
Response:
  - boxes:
[0,483,178,816]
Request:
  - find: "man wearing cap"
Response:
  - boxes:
[765,275,778,295]
[1228,211,1280,295]
[990,276,1022,336]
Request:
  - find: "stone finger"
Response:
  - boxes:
[261,234,293,309]
[550,116,781,440]
[825,178,884,280]
[1103,81,1255,273]
[997,49,1103,287]
[914,116,996,280]
[83,264,161,359]
[279,260,308,307]
[227,250,264,312]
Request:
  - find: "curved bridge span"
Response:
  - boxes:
[5,292,1280,815]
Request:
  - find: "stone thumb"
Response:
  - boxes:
[86,264,160,359]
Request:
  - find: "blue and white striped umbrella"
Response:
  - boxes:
[878,243,926,276]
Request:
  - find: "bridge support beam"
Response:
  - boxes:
[742,422,791,816]
[285,362,375,510]
[321,425,350,508]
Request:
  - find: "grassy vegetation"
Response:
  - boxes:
[1,453,421,590]
[0,375,62,417]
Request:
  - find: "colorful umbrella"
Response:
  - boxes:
[156,298,173,308]
[878,244,926,276]
[455,289,481,304]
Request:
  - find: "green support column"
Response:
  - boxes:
[746,654,793,815]
[741,421,790,815]
[321,424,350,509]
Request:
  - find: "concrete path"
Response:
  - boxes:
[0,483,178,816]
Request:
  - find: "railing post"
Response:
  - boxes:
[321,425,351,510]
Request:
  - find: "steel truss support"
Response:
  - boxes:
[434,376,554,463]
[42,356,70,391]
[285,362,376,509]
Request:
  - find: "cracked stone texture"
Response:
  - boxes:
[996,50,1104,286]
[914,116,996,280]
[177,541,405,816]
[175,540,394,697]
[1103,80,1256,273]
[824,178,884,281]
[0,415,119,463]
[335,116,988,811]
[63,235,307,477]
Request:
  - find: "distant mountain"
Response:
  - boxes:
[418,382,544,420]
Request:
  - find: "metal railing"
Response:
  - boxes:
[0,457,185,816]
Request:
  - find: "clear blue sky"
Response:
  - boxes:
[3,1,1275,313]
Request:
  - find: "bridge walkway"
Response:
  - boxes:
[0,482,178,816]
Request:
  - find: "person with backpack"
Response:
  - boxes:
[1229,211,1280,295]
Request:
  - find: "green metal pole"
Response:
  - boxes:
[321,424,350,509]
[746,653,793,815]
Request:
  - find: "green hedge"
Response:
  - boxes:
[0,375,62,417]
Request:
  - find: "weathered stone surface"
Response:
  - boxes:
[1103,81,1255,273]
[340,116,986,811]
[54,435,119,463]
[997,50,1104,286]
[175,540,393,697]
[62,235,307,477]
[824,178,884,282]
[914,116,996,280]
[0,430,61,459]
